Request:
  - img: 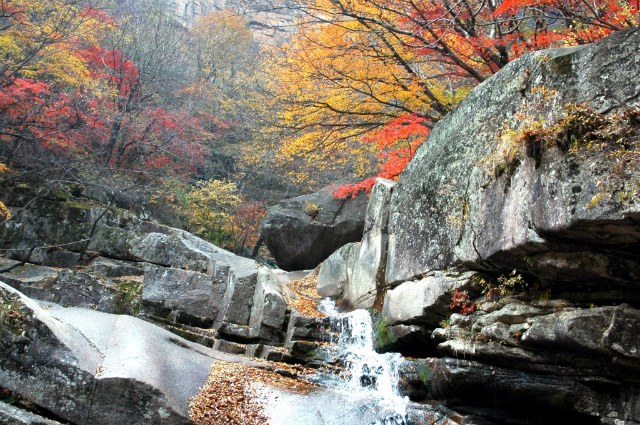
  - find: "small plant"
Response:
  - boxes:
[449,289,476,315]
[1,292,26,335]
[440,316,451,328]
[478,270,529,301]
[372,314,398,349]
[304,201,321,219]
[539,288,552,301]
[417,363,434,385]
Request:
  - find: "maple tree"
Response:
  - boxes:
[268,0,639,196]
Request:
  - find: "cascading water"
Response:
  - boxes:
[318,300,408,425]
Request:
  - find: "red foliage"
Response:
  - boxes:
[77,45,141,98]
[450,289,476,316]
[230,199,267,252]
[333,113,429,198]
[334,1,637,199]
[0,78,84,152]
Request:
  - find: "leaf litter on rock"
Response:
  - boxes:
[189,360,318,425]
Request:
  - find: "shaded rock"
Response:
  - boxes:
[261,183,368,271]
[399,357,640,424]
[42,249,80,268]
[142,265,224,327]
[0,401,64,425]
[87,257,145,278]
[284,310,324,346]
[213,339,246,355]
[0,260,59,299]
[341,178,395,309]
[0,192,239,277]
[316,242,359,298]
[0,283,104,425]
[53,270,133,314]
[375,324,432,357]
[386,27,640,286]
[1,262,135,315]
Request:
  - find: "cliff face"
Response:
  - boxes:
[386,26,640,286]
[318,26,640,423]
[170,0,296,43]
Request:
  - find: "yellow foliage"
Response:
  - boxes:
[264,0,461,186]
[182,179,241,245]
[0,0,112,87]
[0,201,9,221]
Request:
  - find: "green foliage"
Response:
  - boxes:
[116,278,143,315]
[417,363,434,386]
[478,270,530,301]
[372,313,398,350]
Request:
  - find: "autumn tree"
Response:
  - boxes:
[268,0,639,195]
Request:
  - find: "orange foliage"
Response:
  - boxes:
[334,113,430,198]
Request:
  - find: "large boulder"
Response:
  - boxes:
[341,179,396,309]
[0,281,241,425]
[316,179,396,309]
[386,26,640,286]
[260,183,368,271]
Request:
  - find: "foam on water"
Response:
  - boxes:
[318,299,408,424]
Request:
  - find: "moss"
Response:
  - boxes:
[372,314,398,350]
[52,191,68,201]
[547,54,573,76]
[65,201,92,210]
[117,279,142,315]
[0,292,28,336]
[417,363,434,386]
[290,341,318,361]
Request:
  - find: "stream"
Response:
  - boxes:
[261,300,410,425]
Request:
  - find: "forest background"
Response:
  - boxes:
[0,0,637,259]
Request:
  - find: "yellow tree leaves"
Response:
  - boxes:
[265,0,454,187]
[184,179,241,246]
[267,0,638,191]
[0,0,112,88]
[188,9,258,121]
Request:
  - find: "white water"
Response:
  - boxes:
[318,300,409,425]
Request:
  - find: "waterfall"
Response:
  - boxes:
[318,300,408,425]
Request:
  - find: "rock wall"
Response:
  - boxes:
[317,26,640,424]
[387,26,640,286]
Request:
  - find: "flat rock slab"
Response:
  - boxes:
[39,302,239,419]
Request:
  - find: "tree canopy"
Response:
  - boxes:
[267,0,639,196]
